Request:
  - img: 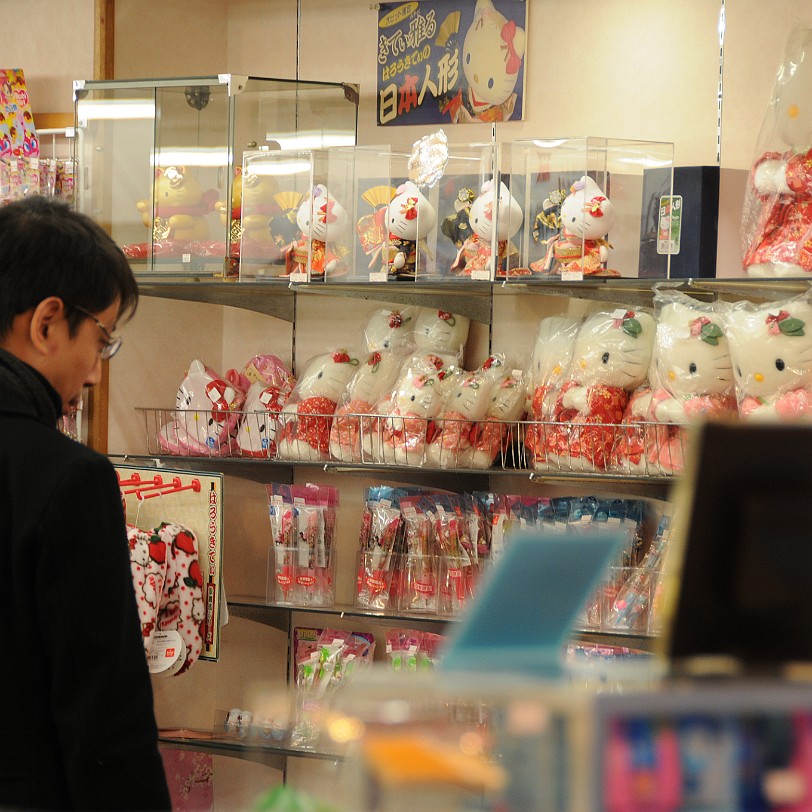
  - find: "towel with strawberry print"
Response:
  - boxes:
[127,524,169,655]
[153,522,205,675]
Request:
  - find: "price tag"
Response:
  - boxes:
[148,630,185,675]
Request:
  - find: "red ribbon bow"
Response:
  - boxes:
[401,197,418,220]
[318,198,337,224]
[766,310,791,334]
[501,20,521,75]
[583,196,607,217]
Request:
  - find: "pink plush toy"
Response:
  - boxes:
[276,349,361,461]
[329,349,405,463]
[159,359,245,456]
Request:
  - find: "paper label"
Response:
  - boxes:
[657,195,682,255]
[148,630,185,675]
[369,271,387,283]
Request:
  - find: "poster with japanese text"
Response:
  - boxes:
[116,464,224,667]
[0,69,39,156]
[377,0,527,126]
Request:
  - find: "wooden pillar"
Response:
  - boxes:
[85,0,115,454]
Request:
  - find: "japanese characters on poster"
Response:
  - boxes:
[377,0,527,126]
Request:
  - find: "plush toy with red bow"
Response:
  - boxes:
[443,0,525,124]
[136,166,218,244]
[533,176,617,276]
[286,184,350,279]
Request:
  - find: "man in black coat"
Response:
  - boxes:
[0,196,171,811]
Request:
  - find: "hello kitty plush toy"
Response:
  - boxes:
[377,357,446,466]
[329,349,406,463]
[533,176,617,277]
[380,181,438,280]
[725,294,812,421]
[413,307,471,366]
[425,368,494,468]
[159,359,245,456]
[364,306,417,353]
[444,0,525,124]
[451,181,523,278]
[544,309,655,472]
[276,349,361,460]
[523,315,582,469]
[641,295,737,474]
[286,184,349,279]
[468,369,527,470]
[742,29,812,278]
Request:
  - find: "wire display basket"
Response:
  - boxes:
[136,407,687,477]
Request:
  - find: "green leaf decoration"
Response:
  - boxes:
[622,317,642,338]
[779,317,805,336]
[183,576,197,587]
[701,322,723,346]
[372,361,380,373]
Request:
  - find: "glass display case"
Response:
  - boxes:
[73,75,358,279]
[500,137,675,281]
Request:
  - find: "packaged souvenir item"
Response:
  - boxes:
[363,306,416,353]
[544,309,655,472]
[725,292,812,421]
[378,181,438,280]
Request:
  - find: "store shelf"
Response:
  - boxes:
[158,731,344,770]
[226,595,659,651]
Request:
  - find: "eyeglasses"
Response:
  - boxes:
[71,305,123,360]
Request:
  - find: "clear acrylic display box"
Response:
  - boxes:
[327,139,496,283]
[499,137,675,281]
[73,75,357,279]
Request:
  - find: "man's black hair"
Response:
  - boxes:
[0,195,138,337]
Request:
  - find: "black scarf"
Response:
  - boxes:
[0,347,61,426]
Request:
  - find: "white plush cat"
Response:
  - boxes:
[725,295,812,421]
[450,0,525,123]
[413,307,470,365]
[469,370,527,470]
[364,306,416,353]
[286,184,349,279]
[452,180,523,278]
[545,309,655,472]
[383,181,437,279]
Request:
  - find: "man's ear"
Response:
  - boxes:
[29,297,65,355]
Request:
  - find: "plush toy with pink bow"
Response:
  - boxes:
[451,180,523,278]
[379,181,438,280]
[158,359,246,456]
[533,176,617,277]
[276,348,361,461]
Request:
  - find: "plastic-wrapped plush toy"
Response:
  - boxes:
[380,181,438,280]
[413,307,470,366]
[286,184,350,279]
[742,29,812,278]
[725,293,812,421]
[136,166,218,244]
[376,355,446,465]
[443,0,525,124]
[545,309,655,472]
[532,176,617,277]
[425,368,494,469]
[159,359,245,456]
[451,180,523,278]
[276,349,361,460]
[235,354,296,458]
[329,349,406,463]
[363,306,417,353]
[523,315,582,469]
[640,293,736,474]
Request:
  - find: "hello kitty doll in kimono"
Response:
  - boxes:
[523,315,582,469]
[742,28,812,277]
[381,182,438,280]
[363,306,417,353]
[159,359,245,456]
[412,307,471,367]
[451,181,523,278]
[329,349,406,463]
[468,366,527,470]
[534,176,617,277]
[425,368,494,468]
[286,184,349,279]
[444,0,525,124]
[276,349,361,460]
[640,295,737,474]
[545,309,655,472]
[725,294,812,421]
